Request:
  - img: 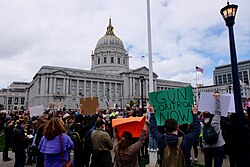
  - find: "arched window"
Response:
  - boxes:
[110,38,114,45]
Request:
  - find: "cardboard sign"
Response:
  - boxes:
[148,86,194,125]
[112,116,146,138]
[80,97,99,115]
[29,105,44,117]
[198,92,235,116]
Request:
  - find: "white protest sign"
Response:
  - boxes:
[29,105,44,117]
[198,92,235,116]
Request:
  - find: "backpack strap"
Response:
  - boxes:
[176,137,183,156]
[59,134,65,166]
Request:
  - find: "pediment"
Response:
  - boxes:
[130,66,158,77]
[52,70,69,76]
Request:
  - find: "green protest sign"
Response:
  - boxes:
[148,86,194,126]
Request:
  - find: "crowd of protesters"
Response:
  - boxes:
[0,96,250,167]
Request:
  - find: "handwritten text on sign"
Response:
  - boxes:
[148,86,194,125]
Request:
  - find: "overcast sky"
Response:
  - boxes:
[0,0,250,89]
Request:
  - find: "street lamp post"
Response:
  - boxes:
[139,76,144,111]
[220,3,248,165]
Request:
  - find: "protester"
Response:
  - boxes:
[2,120,14,161]
[12,119,29,167]
[35,113,49,167]
[148,104,200,167]
[113,116,148,167]
[38,117,74,167]
[69,110,98,167]
[90,119,113,167]
[202,92,225,167]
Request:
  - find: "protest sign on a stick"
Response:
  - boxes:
[112,116,146,138]
[198,91,235,116]
[148,86,194,126]
[80,97,99,115]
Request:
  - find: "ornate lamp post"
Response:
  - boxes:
[220,3,244,124]
[220,2,248,165]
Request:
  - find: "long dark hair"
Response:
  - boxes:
[118,131,133,154]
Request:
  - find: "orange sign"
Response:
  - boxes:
[112,116,146,138]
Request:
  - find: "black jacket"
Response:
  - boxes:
[12,125,28,151]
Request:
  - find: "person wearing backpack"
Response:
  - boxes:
[148,104,200,167]
[202,92,225,167]
[69,111,98,167]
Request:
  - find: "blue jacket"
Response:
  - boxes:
[150,113,200,167]
[38,133,74,167]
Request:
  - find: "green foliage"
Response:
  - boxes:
[128,100,135,108]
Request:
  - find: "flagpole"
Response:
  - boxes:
[146,0,158,166]
[195,65,199,104]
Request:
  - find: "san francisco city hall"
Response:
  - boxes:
[27,19,189,109]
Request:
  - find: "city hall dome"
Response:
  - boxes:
[91,18,129,73]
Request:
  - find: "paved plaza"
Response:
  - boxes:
[0,148,230,167]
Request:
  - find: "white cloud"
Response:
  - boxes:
[0,0,250,88]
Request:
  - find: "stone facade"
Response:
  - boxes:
[27,18,190,109]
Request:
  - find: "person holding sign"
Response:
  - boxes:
[148,104,200,167]
[202,92,225,167]
[113,116,148,167]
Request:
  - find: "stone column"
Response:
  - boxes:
[76,80,79,96]
[97,81,99,97]
[53,77,56,94]
[62,78,66,93]
[129,77,132,97]
[146,79,148,97]
[90,81,93,97]
[103,82,106,97]
[114,83,117,98]
[45,77,48,94]
[83,80,86,97]
[132,78,135,97]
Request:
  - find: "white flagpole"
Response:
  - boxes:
[147,0,153,93]
[146,0,158,167]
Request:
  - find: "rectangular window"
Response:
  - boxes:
[111,57,114,63]
[47,78,50,93]
[218,75,222,85]
[79,81,84,96]
[71,80,77,95]
[21,97,25,105]
[98,58,100,64]
[56,78,63,94]
[118,58,120,64]
[104,57,107,63]
[215,76,218,85]
[8,97,12,104]
[38,78,41,94]
[243,71,248,84]
[227,74,232,84]
[14,97,18,105]
[123,59,125,65]
[223,74,227,84]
